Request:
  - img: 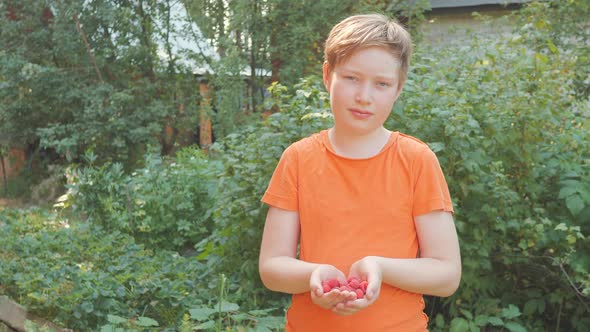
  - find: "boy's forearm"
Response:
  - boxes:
[259,256,321,294]
[374,256,461,297]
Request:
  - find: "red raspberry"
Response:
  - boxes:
[355,289,364,299]
[348,279,360,289]
[347,276,360,283]
[360,281,368,292]
[327,279,340,289]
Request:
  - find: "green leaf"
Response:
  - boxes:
[559,186,579,199]
[253,325,272,332]
[100,325,116,332]
[196,320,216,330]
[469,323,480,332]
[501,304,522,319]
[218,301,240,312]
[450,318,470,332]
[81,301,93,313]
[460,308,473,320]
[523,300,537,315]
[435,313,445,328]
[547,40,559,54]
[566,194,585,215]
[189,307,216,321]
[505,321,527,332]
[136,316,159,327]
[256,316,285,329]
[474,315,489,326]
[249,308,276,316]
[535,52,549,64]
[428,142,446,153]
[555,223,568,231]
[488,317,504,326]
[106,315,127,324]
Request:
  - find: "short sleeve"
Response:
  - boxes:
[412,147,454,217]
[261,144,299,211]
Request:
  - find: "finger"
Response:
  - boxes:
[314,287,324,297]
[317,290,342,307]
[332,303,353,315]
[331,292,360,309]
[332,303,358,316]
[346,298,369,309]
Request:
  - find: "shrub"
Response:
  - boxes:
[64,147,218,251]
[0,207,208,330]
[198,77,333,309]
[201,33,589,330]
[391,34,589,331]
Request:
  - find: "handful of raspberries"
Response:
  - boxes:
[321,277,368,299]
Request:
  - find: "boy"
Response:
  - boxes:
[258,14,461,331]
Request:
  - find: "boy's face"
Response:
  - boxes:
[323,46,403,136]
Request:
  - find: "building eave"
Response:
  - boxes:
[429,0,531,9]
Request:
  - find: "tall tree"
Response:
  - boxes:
[187,0,430,113]
[0,0,203,167]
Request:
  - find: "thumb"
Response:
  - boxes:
[365,284,378,300]
[315,287,323,297]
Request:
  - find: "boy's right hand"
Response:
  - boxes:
[309,265,357,310]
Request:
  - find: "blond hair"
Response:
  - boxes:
[324,14,412,83]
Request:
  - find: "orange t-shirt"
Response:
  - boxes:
[261,129,454,332]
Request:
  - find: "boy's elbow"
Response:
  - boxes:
[258,260,276,291]
[438,269,461,297]
[439,280,460,297]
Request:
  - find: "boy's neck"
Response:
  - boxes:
[328,126,391,159]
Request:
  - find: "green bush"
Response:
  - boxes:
[200,33,589,331]
[197,77,333,310]
[0,207,286,331]
[393,35,589,331]
[64,147,219,251]
[0,207,209,330]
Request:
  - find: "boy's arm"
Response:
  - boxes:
[258,206,320,294]
[374,210,461,297]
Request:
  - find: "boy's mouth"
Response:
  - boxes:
[349,108,373,118]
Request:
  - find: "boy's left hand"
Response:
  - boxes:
[332,256,382,316]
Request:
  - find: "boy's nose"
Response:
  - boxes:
[355,84,372,105]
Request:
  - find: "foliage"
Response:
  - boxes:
[0,0,432,172]
[392,32,590,331]
[208,43,252,140]
[197,77,333,310]
[196,18,589,331]
[0,207,285,331]
[1,1,589,331]
[187,0,430,128]
[0,207,206,330]
[0,0,201,166]
[55,148,229,324]
[64,147,218,251]
[516,0,590,98]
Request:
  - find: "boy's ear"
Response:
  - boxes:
[322,61,331,91]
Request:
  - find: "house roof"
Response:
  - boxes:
[429,0,531,8]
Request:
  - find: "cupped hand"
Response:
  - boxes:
[310,264,357,310]
[331,256,383,316]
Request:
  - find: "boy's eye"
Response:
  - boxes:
[378,82,391,87]
[345,76,358,81]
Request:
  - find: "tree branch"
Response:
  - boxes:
[73,10,104,83]
[180,0,214,69]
